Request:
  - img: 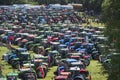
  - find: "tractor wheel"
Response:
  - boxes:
[37,71,45,78]
[11,60,15,66]
[37,71,41,78]
[84,59,90,66]
[43,68,47,77]
[12,61,20,69]
[14,63,19,69]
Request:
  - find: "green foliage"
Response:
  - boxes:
[81,0,103,13]
[0,0,26,5]
[102,0,120,80]
[108,53,120,80]
[102,0,120,51]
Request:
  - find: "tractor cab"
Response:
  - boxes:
[58,44,67,50]
[69,56,80,60]
[16,48,30,57]
[48,50,61,66]
[66,59,77,64]
[4,30,14,36]
[38,30,44,36]
[70,61,85,69]
[44,31,53,37]
[33,55,48,67]
[19,39,28,48]
[22,63,35,70]
[33,54,48,63]
[33,59,48,78]
[34,36,43,43]
[16,48,30,63]
[2,50,14,61]
[16,48,27,53]
[32,43,41,53]
[50,42,60,50]
[25,41,34,50]
[6,72,18,80]
[69,66,90,80]
[18,69,37,80]
[34,59,44,68]
[59,48,69,58]
[37,46,45,55]
[67,53,83,58]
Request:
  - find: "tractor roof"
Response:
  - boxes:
[49,50,58,54]
[17,48,27,51]
[69,66,80,71]
[34,54,48,59]
[68,53,82,55]
[66,59,77,63]
[19,68,31,72]
[20,52,30,55]
[23,63,34,67]
[70,61,83,66]
[7,72,18,76]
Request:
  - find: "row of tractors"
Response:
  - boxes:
[1,23,107,80]
[0,5,108,80]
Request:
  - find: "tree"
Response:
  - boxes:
[81,0,103,13]
[102,0,120,80]
[0,0,27,5]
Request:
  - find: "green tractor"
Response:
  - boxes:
[25,36,43,50]
[6,72,18,80]
[32,44,42,53]
[25,41,34,50]
[34,59,48,78]
[18,68,37,80]
[9,48,31,69]
[33,54,49,78]
[48,50,61,66]
[33,54,48,64]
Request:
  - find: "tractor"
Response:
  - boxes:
[18,68,37,80]
[69,67,91,80]
[34,59,48,78]
[66,53,90,66]
[6,72,18,80]
[25,36,43,50]
[8,48,31,69]
[33,54,49,78]
[48,50,61,66]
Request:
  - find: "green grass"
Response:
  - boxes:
[0,46,16,77]
[0,46,108,80]
[87,60,108,80]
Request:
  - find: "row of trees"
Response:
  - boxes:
[102,0,120,80]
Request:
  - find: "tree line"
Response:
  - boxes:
[102,0,120,80]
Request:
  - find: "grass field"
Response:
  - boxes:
[0,46,108,80]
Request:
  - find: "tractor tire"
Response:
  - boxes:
[37,71,42,78]
[84,59,90,66]
[36,70,45,78]
[12,61,19,69]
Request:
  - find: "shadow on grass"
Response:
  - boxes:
[96,61,109,74]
